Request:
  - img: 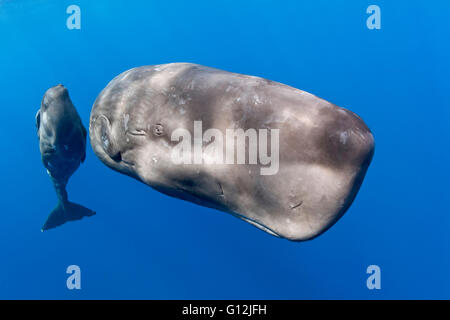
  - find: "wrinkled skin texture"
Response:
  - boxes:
[90,63,374,241]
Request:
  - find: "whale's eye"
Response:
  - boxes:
[152,124,164,136]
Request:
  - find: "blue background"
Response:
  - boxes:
[0,0,449,299]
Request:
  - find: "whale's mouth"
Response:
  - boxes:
[91,114,141,181]
[233,213,282,239]
[113,151,139,182]
[109,150,122,162]
[120,153,136,167]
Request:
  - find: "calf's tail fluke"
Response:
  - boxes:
[41,201,96,231]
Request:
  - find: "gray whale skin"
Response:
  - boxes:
[37,85,95,231]
[90,63,374,241]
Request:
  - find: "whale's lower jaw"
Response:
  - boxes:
[129,159,372,242]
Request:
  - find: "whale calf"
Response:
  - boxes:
[36,85,95,231]
[90,63,374,241]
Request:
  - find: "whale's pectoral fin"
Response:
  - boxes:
[35,109,40,137]
[41,201,96,231]
[82,124,87,139]
[81,125,87,162]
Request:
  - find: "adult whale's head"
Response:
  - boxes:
[89,63,375,241]
[89,66,184,187]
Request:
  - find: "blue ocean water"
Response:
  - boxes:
[0,0,449,299]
